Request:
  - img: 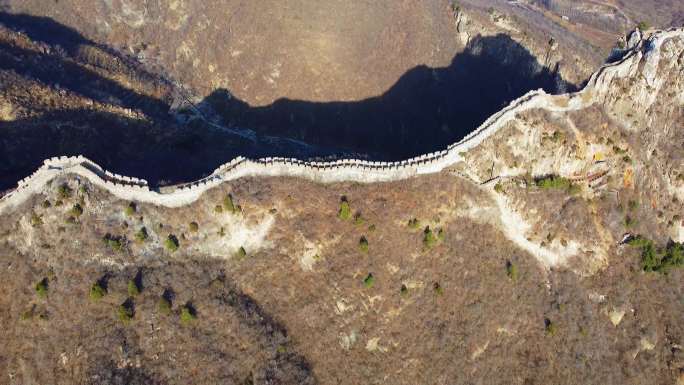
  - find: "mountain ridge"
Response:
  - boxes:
[2,27,681,212]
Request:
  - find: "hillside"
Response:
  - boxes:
[0,26,683,385]
[4,0,683,107]
[0,7,576,190]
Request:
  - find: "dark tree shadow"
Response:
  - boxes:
[215,277,317,384]
[0,107,337,190]
[206,33,576,159]
[0,12,174,117]
[0,12,577,189]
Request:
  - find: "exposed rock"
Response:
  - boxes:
[608,308,626,327]
[470,340,490,360]
[627,29,643,50]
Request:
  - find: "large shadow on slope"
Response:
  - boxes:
[207,33,575,159]
[0,12,174,117]
[0,12,576,189]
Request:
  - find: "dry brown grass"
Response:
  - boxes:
[0,169,681,384]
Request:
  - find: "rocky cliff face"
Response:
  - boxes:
[454,28,684,270]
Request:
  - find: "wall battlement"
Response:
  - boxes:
[1,28,681,212]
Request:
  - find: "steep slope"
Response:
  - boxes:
[0,16,343,191]
[1,0,467,105]
[0,9,576,188]
[5,0,682,105]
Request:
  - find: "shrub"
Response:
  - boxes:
[90,282,107,301]
[57,184,72,199]
[408,218,420,229]
[134,227,148,242]
[128,280,140,297]
[637,21,649,30]
[35,278,48,298]
[353,213,365,226]
[433,282,444,296]
[189,222,199,232]
[535,175,580,194]
[423,227,437,249]
[655,242,683,272]
[42,200,51,208]
[70,203,83,217]
[65,216,78,225]
[628,200,639,211]
[506,261,519,281]
[20,308,34,321]
[158,297,172,315]
[223,194,236,213]
[103,234,123,252]
[30,213,43,227]
[214,204,223,214]
[624,215,637,228]
[629,236,683,273]
[180,305,197,325]
[359,236,369,253]
[545,318,557,336]
[338,200,351,220]
[117,302,134,323]
[400,284,408,297]
[494,182,504,194]
[363,273,375,288]
[579,326,589,338]
[236,246,247,259]
[124,202,137,217]
[164,235,179,252]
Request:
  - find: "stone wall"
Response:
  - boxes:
[1,28,681,212]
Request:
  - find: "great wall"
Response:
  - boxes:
[1,28,682,212]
